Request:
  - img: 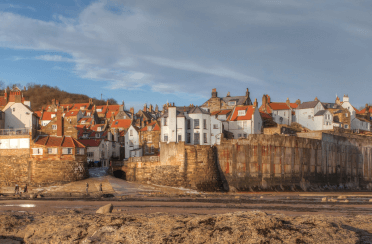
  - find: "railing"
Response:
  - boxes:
[0,128,30,136]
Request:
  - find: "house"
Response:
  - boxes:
[340,95,371,131]
[322,101,351,129]
[110,119,132,131]
[295,99,333,131]
[36,111,57,127]
[78,139,104,165]
[259,95,299,126]
[2,93,38,133]
[201,88,252,113]
[0,86,31,110]
[139,121,161,155]
[125,124,142,158]
[41,109,80,139]
[225,100,262,138]
[160,104,223,145]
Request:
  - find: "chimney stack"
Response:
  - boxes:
[144,103,147,112]
[295,99,301,105]
[57,108,63,137]
[226,92,230,97]
[89,98,93,105]
[106,100,109,106]
[246,88,250,97]
[262,94,268,110]
[149,104,153,112]
[211,88,217,98]
[286,98,290,107]
[253,98,258,107]
[155,104,159,113]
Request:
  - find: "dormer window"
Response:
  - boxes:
[97,108,102,112]
[115,121,119,125]
[228,101,236,106]
[97,127,102,131]
[87,112,91,116]
[81,120,85,124]
[51,114,56,119]
[238,110,246,116]
[80,106,86,110]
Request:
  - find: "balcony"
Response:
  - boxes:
[0,128,31,136]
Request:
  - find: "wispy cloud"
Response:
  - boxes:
[35,55,74,62]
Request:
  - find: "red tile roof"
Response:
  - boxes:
[268,103,290,110]
[65,111,79,117]
[106,111,118,119]
[140,121,160,131]
[79,117,92,123]
[71,103,90,110]
[229,106,255,121]
[259,111,272,119]
[358,107,372,114]
[35,111,42,118]
[34,136,85,148]
[40,112,57,121]
[91,124,105,131]
[111,119,132,129]
[290,103,298,109]
[78,139,102,147]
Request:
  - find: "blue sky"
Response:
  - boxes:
[0,0,371,111]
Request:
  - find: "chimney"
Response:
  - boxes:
[57,109,63,137]
[343,94,349,103]
[286,98,290,107]
[141,119,145,128]
[130,107,134,115]
[295,99,301,105]
[67,106,70,112]
[14,91,22,103]
[23,86,26,91]
[314,97,319,101]
[253,98,258,107]
[246,88,250,97]
[211,88,217,98]
[89,98,93,105]
[149,104,153,112]
[92,118,95,125]
[106,100,109,106]
[144,103,147,112]
[155,105,159,113]
[52,99,56,105]
[226,92,230,97]
[93,105,96,112]
[56,100,59,106]
[267,95,271,103]
[262,94,268,110]
[335,96,340,105]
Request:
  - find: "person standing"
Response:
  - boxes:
[24,184,28,193]
[86,183,89,195]
[14,184,18,195]
[99,183,102,192]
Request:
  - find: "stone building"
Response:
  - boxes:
[322,100,351,129]
[201,88,252,113]
[0,86,30,110]
[139,121,161,155]
[41,109,80,139]
[340,95,371,131]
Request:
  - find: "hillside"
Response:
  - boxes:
[1,84,118,111]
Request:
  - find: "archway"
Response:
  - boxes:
[113,170,126,180]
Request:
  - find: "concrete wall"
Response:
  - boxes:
[120,142,222,191]
[216,133,372,191]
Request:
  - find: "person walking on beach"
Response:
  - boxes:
[86,183,89,195]
[24,184,28,193]
[99,183,102,192]
[15,184,19,195]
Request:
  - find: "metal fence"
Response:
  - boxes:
[0,128,30,136]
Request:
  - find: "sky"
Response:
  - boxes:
[0,0,371,111]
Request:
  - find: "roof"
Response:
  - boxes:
[222,96,247,106]
[314,110,328,116]
[322,103,343,109]
[211,110,232,116]
[71,103,90,110]
[79,117,92,123]
[90,124,105,131]
[358,107,372,114]
[297,101,319,109]
[268,103,290,110]
[189,106,209,114]
[34,136,85,148]
[259,111,272,120]
[2,102,33,114]
[78,139,102,147]
[65,111,79,117]
[290,103,298,109]
[140,121,160,131]
[111,119,132,129]
[106,111,118,119]
[229,105,255,121]
[38,112,57,121]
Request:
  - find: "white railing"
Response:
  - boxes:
[0,128,30,136]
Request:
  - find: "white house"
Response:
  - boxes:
[340,95,371,131]
[259,95,298,126]
[78,139,104,164]
[161,105,223,145]
[295,100,333,131]
[2,102,38,131]
[225,104,262,138]
[39,111,57,127]
[125,124,142,158]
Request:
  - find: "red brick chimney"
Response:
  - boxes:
[106,100,109,106]
[212,88,217,98]
[130,107,134,115]
[57,109,63,137]
[143,103,147,112]
[286,98,290,107]
[253,98,258,107]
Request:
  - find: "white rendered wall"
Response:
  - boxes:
[4,103,34,129]
[125,125,140,159]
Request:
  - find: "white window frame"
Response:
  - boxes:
[52,125,57,130]
[47,148,57,154]
[62,148,73,155]
[238,110,246,116]
[32,148,43,155]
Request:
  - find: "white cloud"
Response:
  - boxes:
[35,55,74,62]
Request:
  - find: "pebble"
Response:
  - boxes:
[321,197,327,202]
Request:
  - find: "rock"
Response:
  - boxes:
[369,199,372,202]
[338,196,347,199]
[96,203,113,214]
[37,194,42,198]
[229,186,237,193]
[321,197,327,202]
[235,196,240,199]
[329,198,338,202]
[341,200,349,203]
[1,239,21,244]
[260,196,264,199]
[29,194,35,199]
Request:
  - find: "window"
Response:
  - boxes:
[47,148,57,154]
[194,133,200,145]
[97,127,101,131]
[141,135,144,141]
[194,119,200,129]
[87,112,91,116]
[12,108,15,112]
[178,134,182,142]
[164,118,167,126]
[147,135,152,142]
[164,133,168,141]
[97,108,102,112]
[213,124,218,129]
[345,124,348,129]
[130,130,133,136]
[51,114,56,119]
[244,134,247,138]
[238,133,242,138]
[32,148,43,155]
[345,113,348,117]
[77,148,84,155]
[284,112,286,116]
[203,133,207,143]
[238,110,246,116]
[81,120,85,124]
[187,119,191,129]
[96,133,100,138]
[52,125,57,130]
[203,119,207,129]
[187,133,191,143]
[87,152,94,157]
[62,148,73,154]
[151,145,154,153]
[228,101,236,106]
[324,115,327,120]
